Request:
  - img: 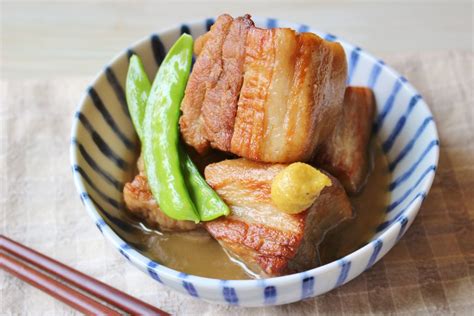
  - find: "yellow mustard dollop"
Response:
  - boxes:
[271,162,332,214]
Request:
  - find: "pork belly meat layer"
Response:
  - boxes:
[180,14,254,153]
[313,87,376,194]
[123,156,198,231]
[204,159,353,277]
[231,29,347,163]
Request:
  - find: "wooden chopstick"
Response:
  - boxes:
[0,235,169,316]
[1,252,122,315]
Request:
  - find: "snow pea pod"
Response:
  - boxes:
[181,148,230,221]
[127,36,229,222]
[125,54,150,141]
[142,34,199,222]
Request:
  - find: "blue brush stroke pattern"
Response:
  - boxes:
[376,192,426,232]
[389,140,439,191]
[389,117,434,171]
[301,276,315,299]
[84,193,136,233]
[335,260,351,287]
[72,139,123,191]
[151,34,166,67]
[264,286,277,304]
[324,33,337,41]
[87,87,135,150]
[147,261,163,283]
[298,24,309,32]
[126,49,135,59]
[377,192,426,232]
[222,281,239,305]
[373,77,407,134]
[365,240,383,270]
[348,47,361,84]
[205,18,215,31]
[105,67,130,118]
[180,273,199,297]
[119,243,132,260]
[382,95,422,153]
[267,18,277,28]
[368,60,384,88]
[75,112,130,170]
[73,165,124,209]
[387,166,435,212]
[397,216,409,240]
[180,24,191,35]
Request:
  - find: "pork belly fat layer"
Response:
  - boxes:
[313,87,376,194]
[230,30,347,163]
[204,159,353,277]
[180,14,254,154]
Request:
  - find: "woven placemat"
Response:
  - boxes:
[1,51,473,315]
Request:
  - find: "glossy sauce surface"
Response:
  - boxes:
[119,142,390,279]
[319,143,390,263]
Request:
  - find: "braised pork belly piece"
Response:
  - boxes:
[231,29,347,163]
[204,159,353,277]
[123,156,198,231]
[201,15,254,152]
[180,14,254,154]
[313,87,376,194]
[180,14,347,163]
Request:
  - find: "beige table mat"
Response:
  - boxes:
[1,51,473,315]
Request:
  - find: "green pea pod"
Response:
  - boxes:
[181,147,230,221]
[127,37,230,222]
[143,34,199,222]
[125,55,151,141]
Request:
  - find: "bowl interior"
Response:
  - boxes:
[71,17,439,305]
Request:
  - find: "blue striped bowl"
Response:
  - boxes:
[70,17,439,306]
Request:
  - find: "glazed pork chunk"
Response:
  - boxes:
[313,87,376,194]
[180,14,347,163]
[204,159,353,277]
[231,29,347,163]
[180,14,254,153]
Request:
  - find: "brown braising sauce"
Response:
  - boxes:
[319,142,390,263]
[119,142,390,279]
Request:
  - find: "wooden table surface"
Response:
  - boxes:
[1,0,472,79]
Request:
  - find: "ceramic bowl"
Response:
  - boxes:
[70,17,439,306]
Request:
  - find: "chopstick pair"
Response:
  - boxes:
[0,235,169,315]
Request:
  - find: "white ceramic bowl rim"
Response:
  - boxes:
[70,16,439,293]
